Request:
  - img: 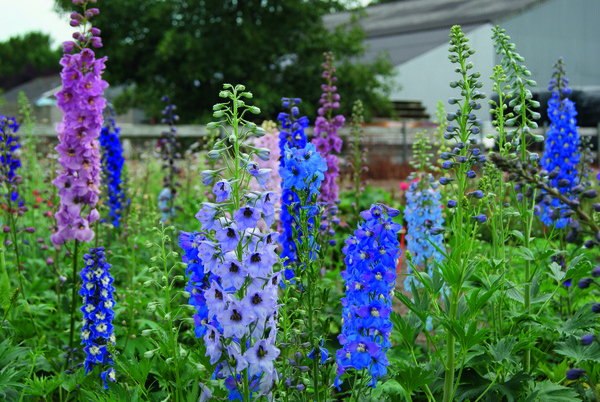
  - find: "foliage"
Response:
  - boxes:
[0,32,62,91]
[2,5,600,402]
[53,0,394,123]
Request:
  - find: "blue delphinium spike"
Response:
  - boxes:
[540,58,580,228]
[335,204,401,389]
[278,98,309,271]
[278,140,327,280]
[80,247,116,389]
[0,116,22,205]
[403,174,445,294]
[99,104,126,227]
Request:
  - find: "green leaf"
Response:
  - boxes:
[558,306,598,335]
[392,362,434,396]
[506,287,525,305]
[371,378,410,401]
[0,366,25,398]
[488,338,517,364]
[567,254,588,271]
[510,230,524,242]
[457,369,532,402]
[463,321,490,351]
[548,262,565,282]
[515,246,535,261]
[554,336,600,363]
[493,371,532,402]
[525,380,580,401]
[391,312,421,347]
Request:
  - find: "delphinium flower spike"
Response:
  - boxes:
[437,26,487,402]
[346,100,369,216]
[52,0,106,246]
[249,120,281,194]
[0,116,22,206]
[99,104,126,227]
[336,204,401,390]
[181,84,281,400]
[278,98,309,272]
[158,95,181,223]
[52,0,107,352]
[0,116,34,324]
[403,131,445,311]
[312,52,344,238]
[493,26,542,374]
[278,140,328,400]
[539,58,580,229]
[80,247,116,388]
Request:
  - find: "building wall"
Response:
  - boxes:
[388,23,495,122]
[496,0,600,88]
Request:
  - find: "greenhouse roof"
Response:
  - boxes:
[324,0,548,39]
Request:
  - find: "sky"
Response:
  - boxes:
[0,0,76,45]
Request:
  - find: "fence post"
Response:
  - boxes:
[402,119,407,165]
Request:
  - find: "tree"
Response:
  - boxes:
[54,0,393,122]
[0,32,62,91]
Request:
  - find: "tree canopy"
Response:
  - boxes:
[0,32,62,91]
[54,0,393,123]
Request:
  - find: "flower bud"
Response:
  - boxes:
[566,368,586,380]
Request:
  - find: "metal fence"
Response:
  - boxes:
[31,122,600,165]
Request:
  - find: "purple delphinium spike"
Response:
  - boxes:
[311,52,344,237]
[51,3,107,246]
[158,96,181,222]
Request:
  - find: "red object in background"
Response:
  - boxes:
[36,197,42,203]
[33,190,39,196]
[400,182,408,191]
[396,228,406,274]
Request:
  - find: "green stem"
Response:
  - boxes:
[0,248,9,306]
[6,187,41,339]
[161,226,181,400]
[407,341,435,401]
[69,240,79,351]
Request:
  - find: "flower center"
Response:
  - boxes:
[226,228,236,238]
[251,253,261,264]
[229,263,239,273]
[231,309,242,322]
[252,293,263,305]
[243,208,253,218]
